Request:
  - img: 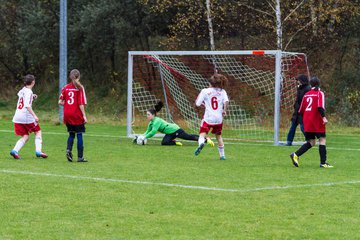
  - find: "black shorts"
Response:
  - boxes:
[66,124,86,133]
[304,132,326,140]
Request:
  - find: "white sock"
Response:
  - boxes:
[35,136,42,153]
[198,136,205,146]
[14,139,25,152]
[218,145,225,157]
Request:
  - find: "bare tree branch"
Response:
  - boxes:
[237,2,274,18]
[284,0,306,22]
[266,0,276,12]
[284,17,317,50]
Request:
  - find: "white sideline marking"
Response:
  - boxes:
[1,130,359,152]
[0,129,120,139]
[1,169,360,193]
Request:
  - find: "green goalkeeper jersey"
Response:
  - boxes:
[144,117,180,139]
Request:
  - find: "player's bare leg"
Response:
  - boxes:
[10,135,29,159]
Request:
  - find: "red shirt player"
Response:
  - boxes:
[290,77,333,168]
[59,69,88,162]
[60,81,87,125]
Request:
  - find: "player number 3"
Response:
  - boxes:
[18,97,24,109]
[67,91,74,105]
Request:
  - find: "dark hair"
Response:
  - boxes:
[310,77,320,90]
[24,74,35,86]
[148,101,163,115]
[209,73,228,89]
[296,74,309,85]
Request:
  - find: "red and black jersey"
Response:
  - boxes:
[299,88,326,133]
[59,82,87,125]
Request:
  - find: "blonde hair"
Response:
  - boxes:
[69,69,82,89]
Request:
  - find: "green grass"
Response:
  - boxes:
[0,120,359,239]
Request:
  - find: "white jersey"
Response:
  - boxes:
[12,87,35,124]
[195,87,229,125]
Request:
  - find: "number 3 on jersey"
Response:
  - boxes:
[18,97,24,109]
[67,91,75,105]
[211,96,218,110]
[305,97,313,111]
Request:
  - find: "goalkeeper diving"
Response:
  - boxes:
[134,101,214,147]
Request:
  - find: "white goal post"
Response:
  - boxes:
[127,50,310,145]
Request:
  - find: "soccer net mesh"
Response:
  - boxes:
[128,51,309,144]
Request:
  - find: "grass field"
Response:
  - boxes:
[1,120,360,239]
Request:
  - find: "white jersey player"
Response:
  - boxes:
[10,74,48,159]
[194,73,229,160]
[195,87,229,125]
[13,86,36,124]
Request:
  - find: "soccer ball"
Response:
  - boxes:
[136,135,147,145]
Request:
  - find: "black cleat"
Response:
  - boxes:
[66,150,73,162]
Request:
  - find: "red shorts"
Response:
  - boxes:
[199,121,223,135]
[14,122,41,136]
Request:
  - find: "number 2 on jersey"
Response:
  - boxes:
[211,96,218,110]
[305,97,313,111]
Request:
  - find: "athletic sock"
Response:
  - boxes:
[319,145,327,164]
[77,133,84,158]
[14,139,25,152]
[218,145,225,158]
[35,136,42,153]
[67,132,75,152]
[198,136,205,146]
[295,142,312,157]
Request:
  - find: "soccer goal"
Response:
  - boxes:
[127,50,309,145]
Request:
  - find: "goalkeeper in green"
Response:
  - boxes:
[138,101,214,146]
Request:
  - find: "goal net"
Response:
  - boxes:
[127,50,309,145]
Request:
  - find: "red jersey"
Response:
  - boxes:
[59,83,87,125]
[298,88,326,133]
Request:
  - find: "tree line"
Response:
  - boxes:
[0,0,359,125]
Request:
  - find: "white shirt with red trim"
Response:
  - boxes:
[12,87,35,124]
[195,87,229,125]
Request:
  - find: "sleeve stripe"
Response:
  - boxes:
[319,91,325,109]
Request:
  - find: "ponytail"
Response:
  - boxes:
[148,101,163,116]
[69,69,82,89]
[154,101,163,112]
